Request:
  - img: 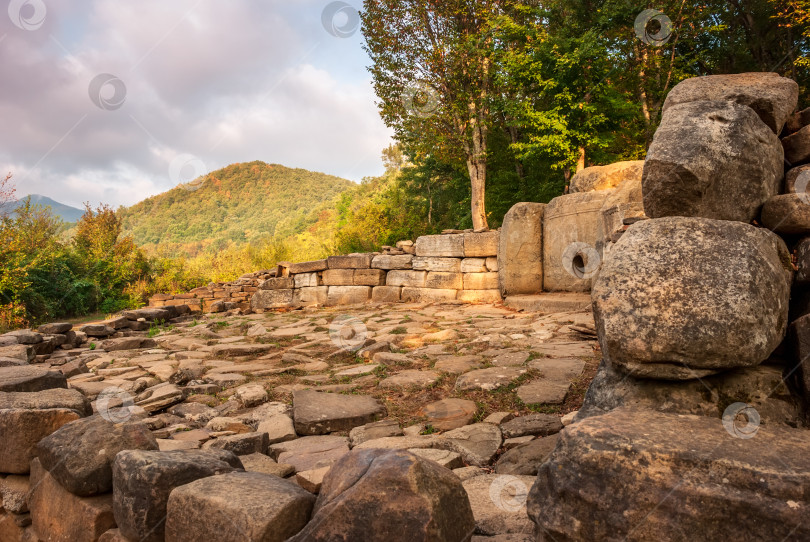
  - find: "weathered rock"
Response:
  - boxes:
[386,269,428,287]
[294,285,328,306]
[500,414,563,439]
[789,313,810,413]
[592,217,791,379]
[349,419,403,447]
[579,359,801,426]
[257,413,297,444]
[0,345,34,363]
[165,471,315,542]
[372,254,414,270]
[4,330,41,344]
[783,124,810,165]
[0,475,30,513]
[420,398,477,431]
[0,388,90,415]
[527,408,810,541]
[36,415,158,496]
[455,367,527,391]
[288,259,328,274]
[412,257,462,272]
[202,431,269,455]
[239,452,295,478]
[293,389,386,435]
[296,466,331,493]
[112,449,243,542]
[251,289,294,309]
[37,322,73,334]
[322,268,353,286]
[79,325,116,338]
[415,234,465,258]
[642,100,783,222]
[407,448,464,469]
[326,285,371,306]
[495,434,559,476]
[0,407,81,474]
[269,435,350,473]
[401,287,458,302]
[425,271,463,290]
[353,269,387,286]
[287,448,476,542]
[463,474,536,535]
[542,191,611,292]
[515,379,570,405]
[260,276,295,290]
[0,365,66,392]
[661,72,798,133]
[28,459,116,542]
[761,193,810,235]
[569,160,644,193]
[135,383,184,413]
[442,423,502,466]
[293,272,321,288]
[464,231,500,257]
[463,272,499,290]
[101,337,154,352]
[234,383,267,408]
[328,253,373,269]
[371,286,402,303]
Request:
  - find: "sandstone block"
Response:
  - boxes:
[498,202,545,296]
[287,449,475,542]
[412,257,461,272]
[543,191,609,292]
[371,254,413,270]
[426,271,463,290]
[460,258,487,273]
[293,286,328,307]
[401,287,457,303]
[643,100,784,222]
[0,408,81,474]
[28,459,116,542]
[0,366,66,392]
[463,231,499,257]
[463,272,498,290]
[202,432,269,455]
[269,435,350,473]
[386,270,427,287]
[353,269,386,286]
[761,193,810,235]
[662,72,798,133]
[165,471,315,542]
[251,289,293,310]
[260,277,294,290]
[322,269,354,286]
[415,234,464,257]
[288,259,328,274]
[327,254,373,269]
[371,286,401,303]
[293,272,320,288]
[593,217,792,379]
[326,286,371,306]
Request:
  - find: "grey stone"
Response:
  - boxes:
[165,471,315,542]
[112,449,243,542]
[463,474,536,535]
[293,389,386,435]
[269,435,350,473]
[500,414,563,439]
[642,100,783,222]
[202,431,269,455]
[287,448,475,542]
[0,365,66,392]
[455,367,527,392]
[761,193,810,235]
[36,415,159,496]
[495,434,560,476]
[593,217,792,379]
[349,419,403,447]
[442,423,502,466]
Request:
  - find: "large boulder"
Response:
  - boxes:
[36,415,159,496]
[568,160,644,193]
[0,365,66,392]
[165,472,315,542]
[112,449,243,542]
[661,72,799,133]
[592,217,792,379]
[287,448,476,542]
[542,191,611,292]
[527,408,810,541]
[497,202,545,296]
[642,100,784,223]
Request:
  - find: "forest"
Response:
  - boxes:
[1,0,808,329]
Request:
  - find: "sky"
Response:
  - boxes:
[0,0,393,209]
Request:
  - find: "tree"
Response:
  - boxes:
[362,0,506,230]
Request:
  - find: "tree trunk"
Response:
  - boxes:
[576,147,586,172]
[467,155,488,231]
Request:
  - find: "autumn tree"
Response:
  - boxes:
[363,0,507,230]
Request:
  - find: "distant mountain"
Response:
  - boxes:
[7,195,85,223]
[118,161,356,256]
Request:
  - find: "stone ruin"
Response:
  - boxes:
[1,71,810,542]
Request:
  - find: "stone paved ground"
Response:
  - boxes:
[32,300,600,538]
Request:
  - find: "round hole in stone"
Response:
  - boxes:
[572,253,586,278]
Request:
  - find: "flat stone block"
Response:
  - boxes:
[415,235,464,258]
[353,269,386,286]
[463,272,499,290]
[386,270,427,288]
[251,290,294,310]
[327,254,373,269]
[401,288,458,303]
[326,286,371,306]
[372,286,402,303]
[412,257,462,272]
[371,255,413,270]
[322,269,354,286]
[426,272,463,290]
[463,231,499,257]
[289,260,328,274]
[294,286,328,307]
[457,290,502,304]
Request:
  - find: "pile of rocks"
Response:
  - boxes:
[150,271,273,313]
[251,231,502,311]
[528,72,810,540]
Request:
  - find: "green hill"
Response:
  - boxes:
[118,161,355,256]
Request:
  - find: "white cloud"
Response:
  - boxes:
[0,0,391,208]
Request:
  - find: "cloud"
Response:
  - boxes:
[0,0,391,208]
